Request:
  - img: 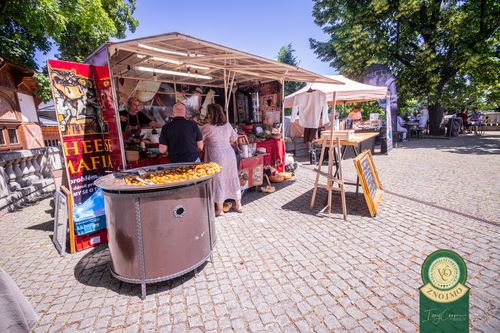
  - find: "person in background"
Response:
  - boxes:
[201,103,242,216]
[458,108,469,133]
[396,112,408,141]
[159,102,203,163]
[347,105,363,123]
[469,107,483,134]
[469,107,482,122]
[120,97,162,135]
[410,111,419,121]
[418,107,429,132]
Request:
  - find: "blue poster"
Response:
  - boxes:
[363,64,398,153]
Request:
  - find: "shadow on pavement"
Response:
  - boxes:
[74,244,203,298]
[399,133,500,155]
[25,220,53,232]
[282,187,371,218]
[241,178,296,206]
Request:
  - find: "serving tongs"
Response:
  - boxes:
[111,169,154,185]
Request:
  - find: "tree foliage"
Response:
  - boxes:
[33,72,53,102]
[310,0,499,134]
[277,43,306,96]
[0,0,139,69]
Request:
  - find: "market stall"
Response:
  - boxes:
[283,75,389,218]
[47,33,342,292]
[103,33,342,183]
[284,75,389,156]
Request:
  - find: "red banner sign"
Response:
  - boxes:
[48,59,122,226]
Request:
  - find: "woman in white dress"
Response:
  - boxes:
[201,104,242,216]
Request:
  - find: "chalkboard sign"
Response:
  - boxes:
[53,190,68,256]
[354,150,383,217]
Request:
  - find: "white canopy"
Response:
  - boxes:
[106,32,343,87]
[284,75,387,107]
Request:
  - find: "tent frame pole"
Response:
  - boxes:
[280,79,285,139]
[224,68,228,118]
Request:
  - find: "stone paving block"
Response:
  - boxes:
[379,320,400,333]
[339,316,358,330]
[359,317,378,332]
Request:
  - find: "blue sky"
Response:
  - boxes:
[37,0,336,75]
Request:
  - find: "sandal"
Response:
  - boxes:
[223,202,233,213]
[234,207,243,213]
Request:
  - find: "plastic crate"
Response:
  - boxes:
[74,215,107,235]
[74,229,108,252]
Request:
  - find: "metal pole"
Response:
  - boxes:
[226,71,236,121]
[232,90,237,123]
[385,91,393,152]
[281,79,285,139]
[223,68,228,119]
[174,80,178,102]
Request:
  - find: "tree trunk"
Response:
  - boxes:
[429,104,444,135]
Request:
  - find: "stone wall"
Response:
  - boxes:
[0,147,62,214]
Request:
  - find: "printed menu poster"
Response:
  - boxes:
[48,60,122,229]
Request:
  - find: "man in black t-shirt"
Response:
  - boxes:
[159,103,203,163]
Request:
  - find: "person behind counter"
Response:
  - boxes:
[159,102,203,163]
[120,97,162,134]
[347,105,363,123]
[201,103,242,216]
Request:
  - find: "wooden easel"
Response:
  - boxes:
[310,92,347,220]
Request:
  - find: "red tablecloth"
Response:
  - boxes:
[256,139,285,172]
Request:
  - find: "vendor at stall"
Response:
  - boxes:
[120,97,162,135]
[159,102,204,163]
[347,105,363,123]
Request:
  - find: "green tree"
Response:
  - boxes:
[277,43,306,96]
[0,0,139,101]
[310,0,499,135]
[33,72,52,102]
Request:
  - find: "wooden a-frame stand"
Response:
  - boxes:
[310,92,347,220]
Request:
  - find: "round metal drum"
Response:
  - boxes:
[95,163,217,290]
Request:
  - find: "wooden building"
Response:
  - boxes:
[0,58,44,152]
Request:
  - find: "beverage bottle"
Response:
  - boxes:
[334,113,340,130]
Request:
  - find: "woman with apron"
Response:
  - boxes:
[119,97,161,139]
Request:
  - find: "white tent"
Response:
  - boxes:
[284,75,387,107]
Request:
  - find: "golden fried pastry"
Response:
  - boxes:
[124,162,222,186]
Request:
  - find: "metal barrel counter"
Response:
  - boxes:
[94,163,221,299]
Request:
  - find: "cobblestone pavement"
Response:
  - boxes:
[1,132,499,332]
